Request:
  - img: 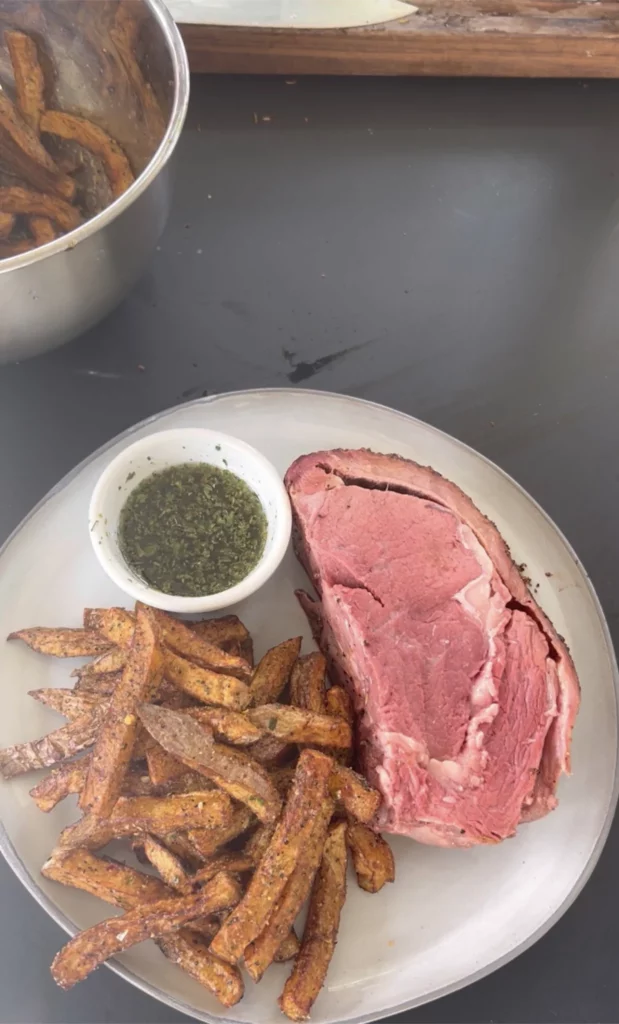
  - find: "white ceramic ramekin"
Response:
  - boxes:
[88,427,292,613]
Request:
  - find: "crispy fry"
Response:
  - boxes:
[29,757,154,812]
[186,804,255,860]
[0,709,101,779]
[80,605,163,816]
[50,872,240,990]
[138,704,281,824]
[157,930,244,1007]
[270,766,295,799]
[72,670,122,696]
[164,651,250,710]
[192,852,254,885]
[5,30,45,133]
[275,929,300,963]
[28,687,101,720]
[290,653,327,713]
[209,749,335,965]
[58,790,233,850]
[191,615,250,649]
[184,707,263,746]
[145,743,187,787]
[249,637,301,706]
[346,823,395,893]
[248,732,292,767]
[153,609,252,681]
[279,822,348,1021]
[329,766,381,824]
[30,757,90,812]
[325,686,353,724]
[247,704,352,750]
[142,835,192,893]
[0,88,75,200]
[0,210,14,238]
[159,831,207,869]
[73,646,127,677]
[0,186,79,232]
[40,109,134,199]
[42,846,171,906]
[8,626,111,658]
[29,216,57,244]
[83,606,134,647]
[243,795,334,982]
[242,822,276,864]
[42,848,243,1006]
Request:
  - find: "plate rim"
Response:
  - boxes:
[1,386,617,1024]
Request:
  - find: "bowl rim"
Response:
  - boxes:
[0,0,190,276]
[88,426,293,613]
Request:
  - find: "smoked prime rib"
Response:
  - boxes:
[285,449,580,848]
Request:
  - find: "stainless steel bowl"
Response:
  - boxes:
[0,0,189,362]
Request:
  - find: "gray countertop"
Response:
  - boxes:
[1,73,619,1024]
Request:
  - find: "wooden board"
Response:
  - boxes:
[181,0,619,77]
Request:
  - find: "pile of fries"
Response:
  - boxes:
[0,603,395,1020]
[0,8,146,259]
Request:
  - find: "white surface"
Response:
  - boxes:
[164,0,414,29]
[89,427,291,613]
[0,389,616,1024]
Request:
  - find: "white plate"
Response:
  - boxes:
[0,389,616,1024]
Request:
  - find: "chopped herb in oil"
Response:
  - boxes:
[118,463,267,597]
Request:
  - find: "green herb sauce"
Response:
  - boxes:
[118,463,267,597]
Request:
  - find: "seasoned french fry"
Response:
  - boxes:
[164,651,250,710]
[58,790,233,850]
[209,749,335,965]
[243,795,334,982]
[249,637,301,706]
[186,804,255,861]
[85,607,253,681]
[248,732,291,767]
[8,626,111,658]
[325,686,353,724]
[42,846,171,905]
[160,831,207,869]
[5,30,45,133]
[329,766,381,824]
[72,670,121,696]
[142,834,192,893]
[279,821,348,1021]
[138,704,281,824]
[346,823,395,893]
[42,848,244,1006]
[40,109,134,199]
[29,757,154,812]
[184,707,263,746]
[153,609,252,681]
[157,930,244,1008]
[0,89,75,200]
[274,929,300,963]
[0,186,79,232]
[192,851,254,885]
[29,216,56,244]
[191,615,250,648]
[145,743,188,787]
[270,766,295,799]
[242,822,275,864]
[73,646,127,677]
[30,757,90,812]
[0,709,101,779]
[28,687,101,720]
[247,704,352,750]
[0,211,14,238]
[83,606,134,647]
[50,872,241,990]
[290,652,327,713]
[80,605,164,817]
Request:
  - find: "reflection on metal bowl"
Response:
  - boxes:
[0,0,189,362]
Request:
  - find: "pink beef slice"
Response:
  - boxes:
[285,449,580,848]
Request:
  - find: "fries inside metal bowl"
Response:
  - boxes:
[1,603,395,1019]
